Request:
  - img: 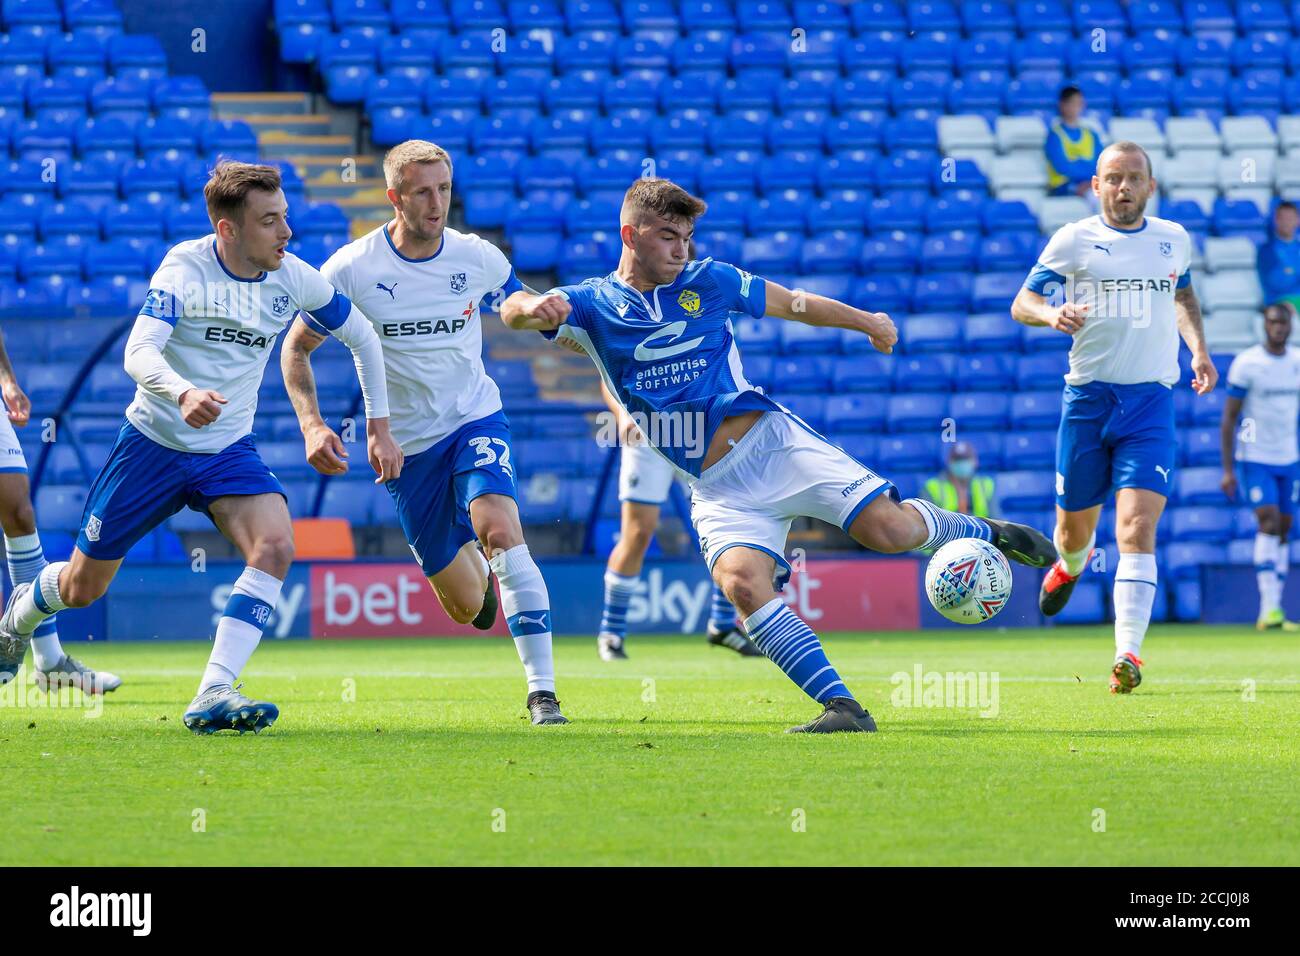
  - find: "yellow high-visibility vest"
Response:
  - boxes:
[923,475,994,519]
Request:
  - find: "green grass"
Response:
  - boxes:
[1,625,1296,866]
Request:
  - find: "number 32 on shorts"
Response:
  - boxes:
[469,436,513,478]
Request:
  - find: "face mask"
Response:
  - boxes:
[949,460,976,480]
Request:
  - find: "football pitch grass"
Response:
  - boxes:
[2,625,1296,867]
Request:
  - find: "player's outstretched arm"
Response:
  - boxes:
[0,325,31,427]
[1220,392,1243,499]
[1010,287,1088,334]
[500,290,571,332]
[763,280,897,354]
[282,319,350,477]
[1176,285,1217,396]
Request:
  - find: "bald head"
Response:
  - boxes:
[1094,141,1155,228]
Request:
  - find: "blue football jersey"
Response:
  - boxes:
[546,258,777,477]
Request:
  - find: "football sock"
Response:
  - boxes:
[6,533,63,669]
[1113,552,1157,660]
[903,498,994,550]
[1255,532,1283,616]
[743,598,853,704]
[198,567,282,695]
[708,584,736,630]
[13,561,69,636]
[491,544,556,694]
[598,569,637,646]
[1055,529,1096,578]
[1277,539,1290,615]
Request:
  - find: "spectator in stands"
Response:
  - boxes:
[1258,202,1300,311]
[1046,86,1106,199]
[924,442,997,519]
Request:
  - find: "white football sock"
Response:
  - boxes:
[1113,552,1157,660]
[198,567,282,695]
[1054,528,1095,577]
[1254,532,1282,616]
[6,533,64,669]
[13,562,69,634]
[490,544,556,694]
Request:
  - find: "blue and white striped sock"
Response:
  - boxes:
[904,498,994,550]
[5,533,62,669]
[708,584,736,630]
[743,598,854,704]
[598,570,638,645]
[199,567,282,695]
[492,544,556,694]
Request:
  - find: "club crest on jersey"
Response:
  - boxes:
[1159,241,1172,257]
[271,294,290,315]
[450,272,468,293]
[677,289,702,315]
[85,514,102,543]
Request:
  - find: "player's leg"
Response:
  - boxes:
[0,423,186,685]
[1253,500,1286,629]
[1105,383,1178,693]
[598,498,659,660]
[1110,487,1166,693]
[457,413,565,724]
[0,470,121,693]
[183,491,290,733]
[1277,504,1295,628]
[1042,384,1113,615]
[428,540,492,625]
[712,546,874,733]
[469,492,566,724]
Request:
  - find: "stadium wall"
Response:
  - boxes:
[117,0,281,92]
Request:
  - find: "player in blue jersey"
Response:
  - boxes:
[0,329,121,693]
[1012,142,1215,693]
[0,162,401,732]
[501,178,1057,733]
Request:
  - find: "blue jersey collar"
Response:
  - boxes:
[384,221,444,262]
[211,240,267,283]
[1098,215,1147,234]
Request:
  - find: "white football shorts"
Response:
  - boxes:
[618,440,678,504]
[690,411,893,590]
[0,414,27,473]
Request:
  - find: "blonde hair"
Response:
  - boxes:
[383,140,453,193]
[204,160,282,228]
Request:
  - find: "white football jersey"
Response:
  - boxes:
[321,224,516,455]
[1227,345,1300,465]
[128,235,343,453]
[1026,214,1193,387]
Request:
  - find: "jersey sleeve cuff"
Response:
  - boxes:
[299,311,331,336]
[1226,383,1248,398]
[139,288,183,326]
[1176,270,1192,289]
[1024,263,1067,294]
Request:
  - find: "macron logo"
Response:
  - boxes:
[634,320,705,362]
[615,301,630,318]
[50,886,151,937]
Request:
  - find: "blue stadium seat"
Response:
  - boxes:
[799,232,862,274]
[850,275,913,315]
[1181,428,1221,467]
[892,355,955,392]
[825,394,887,434]
[868,194,927,233]
[925,194,985,234]
[833,434,880,465]
[911,274,972,312]
[1021,323,1073,353]
[778,322,839,356]
[859,232,921,274]
[1010,390,1062,429]
[997,470,1056,511]
[920,233,978,273]
[953,353,1015,392]
[1174,467,1227,507]
[886,393,949,433]
[1015,354,1068,391]
[1169,507,1233,543]
[984,199,1039,235]
[902,314,962,354]
[977,234,1036,273]
[771,356,833,392]
[878,433,942,472]
[961,431,1005,470]
[779,394,827,430]
[453,0,509,30]
[971,272,1023,313]
[949,392,1011,431]
[153,76,209,122]
[35,485,89,532]
[108,34,168,83]
[1001,431,1055,469]
[831,354,892,392]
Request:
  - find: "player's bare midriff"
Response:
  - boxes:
[702,410,765,470]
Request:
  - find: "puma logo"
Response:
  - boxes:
[376,281,397,299]
[517,614,548,627]
[1155,465,1170,482]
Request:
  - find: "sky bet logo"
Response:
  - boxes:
[50,886,151,936]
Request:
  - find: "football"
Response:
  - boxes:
[925,539,1014,625]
